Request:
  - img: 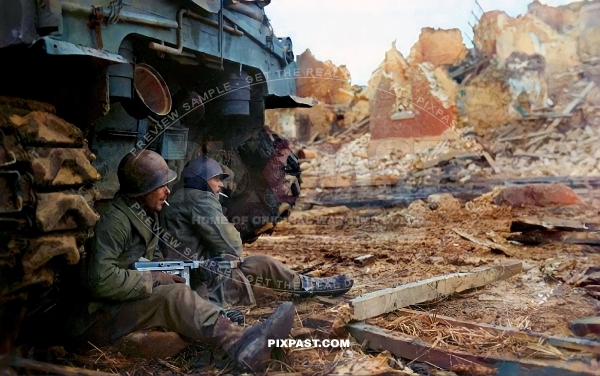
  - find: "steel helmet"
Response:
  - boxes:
[118,150,177,197]
[181,156,230,182]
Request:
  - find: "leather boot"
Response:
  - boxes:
[294,274,353,297]
[211,302,295,372]
[224,308,244,325]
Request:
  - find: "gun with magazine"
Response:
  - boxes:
[134,259,241,287]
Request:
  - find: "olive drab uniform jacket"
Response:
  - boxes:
[159,188,243,261]
[159,188,256,307]
[69,193,223,345]
[81,194,161,301]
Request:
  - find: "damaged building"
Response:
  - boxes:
[256,1,600,375]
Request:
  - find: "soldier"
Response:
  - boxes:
[77,150,294,372]
[159,155,353,307]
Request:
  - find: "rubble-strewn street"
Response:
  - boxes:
[242,187,600,374]
[2,0,600,375]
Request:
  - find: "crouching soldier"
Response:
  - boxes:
[159,155,353,307]
[76,150,294,372]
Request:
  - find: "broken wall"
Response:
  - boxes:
[465,1,600,130]
[367,30,466,157]
[266,49,369,141]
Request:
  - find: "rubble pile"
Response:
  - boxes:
[265,49,369,141]
[242,186,600,375]
[291,0,600,189]
[366,30,466,157]
[492,122,600,177]
[299,129,487,189]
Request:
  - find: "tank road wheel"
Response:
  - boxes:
[211,127,301,243]
[0,97,100,352]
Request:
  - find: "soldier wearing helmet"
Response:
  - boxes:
[77,150,295,372]
[159,155,353,306]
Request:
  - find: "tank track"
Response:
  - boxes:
[0,96,100,352]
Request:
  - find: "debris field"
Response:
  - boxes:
[4,1,600,375]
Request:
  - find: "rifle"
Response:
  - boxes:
[134,260,241,287]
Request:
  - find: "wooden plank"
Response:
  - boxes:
[508,230,600,246]
[419,151,480,169]
[482,151,501,174]
[496,123,518,140]
[513,151,560,159]
[347,323,600,376]
[497,129,554,142]
[562,232,600,245]
[560,81,596,115]
[354,254,376,266]
[511,216,600,232]
[570,316,600,337]
[288,205,350,220]
[397,308,600,355]
[1,355,113,376]
[525,133,553,148]
[522,112,573,119]
[545,81,596,133]
[349,261,522,321]
[453,228,516,256]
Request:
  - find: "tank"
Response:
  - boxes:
[0,0,307,350]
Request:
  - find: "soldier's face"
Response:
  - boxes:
[207,176,224,195]
[139,185,170,212]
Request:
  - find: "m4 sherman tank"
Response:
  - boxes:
[0,0,306,350]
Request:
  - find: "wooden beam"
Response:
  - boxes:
[482,151,501,174]
[419,151,481,169]
[1,355,113,376]
[354,254,376,266]
[522,112,573,119]
[397,308,600,355]
[497,129,554,142]
[562,232,600,246]
[508,230,600,246]
[350,262,522,321]
[545,81,596,133]
[347,323,600,376]
[511,216,599,232]
[453,228,516,256]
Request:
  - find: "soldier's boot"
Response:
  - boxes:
[294,274,354,297]
[211,301,295,372]
[224,308,245,325]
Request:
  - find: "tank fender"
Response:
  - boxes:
[34,36,128,64]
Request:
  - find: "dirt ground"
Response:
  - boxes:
[240,191,600,374]
[24,191,600,375]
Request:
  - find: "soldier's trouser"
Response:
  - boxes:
[208,255,300,307]
[82,284,223,345]
[239,255,301,292]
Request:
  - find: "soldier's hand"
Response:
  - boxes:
[196,259,221,285]
[151,271,186,287]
